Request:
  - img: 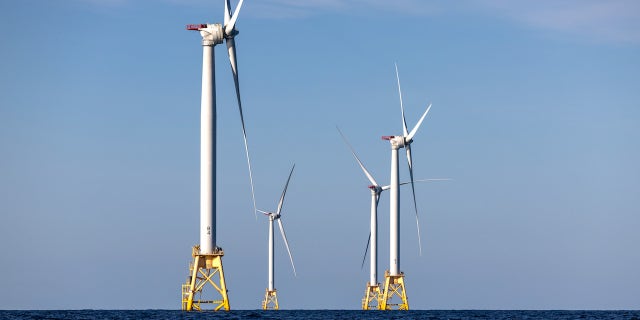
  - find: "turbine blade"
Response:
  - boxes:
[382,178,450,190]
[276,164,295,216]
[257,209,270,215]
[399,178,452,186]
[278,219,297,277]
[381,179,449,191]
[223,0,231,27]
[225,0,244,34]
[226,37,257,218]
[407,103,432,141]
[395,63,409,137]
[406,145,423,256]
[336,127,379,187]
[360,232,370,270]
[363,194,379,269]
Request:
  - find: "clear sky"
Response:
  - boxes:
[1,0,639,310]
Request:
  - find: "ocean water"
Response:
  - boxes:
[1,310,639,320]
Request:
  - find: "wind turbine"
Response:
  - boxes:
[181,0,256,312]
[338,127,446,310]
[380,64,432,310]
[258,165,297,310]
[337,128,384,310]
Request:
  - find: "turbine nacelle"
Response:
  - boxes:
[258,209,282,220]
[187,24,224,45]
[186,22,239,44]
[368,185,383,194]
[382,135,411,149]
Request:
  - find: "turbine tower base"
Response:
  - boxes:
[262,289,279,310]
[181,245,230,311]
[361,283,381,310]
[380,270,409,310]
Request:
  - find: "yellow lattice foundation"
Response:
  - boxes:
[261,289,279,310]
[361,283,381,310]
[181,245,230,311]
[380,270,409,310]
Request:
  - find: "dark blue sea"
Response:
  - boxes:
[1,310,639,320]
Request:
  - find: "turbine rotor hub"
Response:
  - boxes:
[225,28,239,39]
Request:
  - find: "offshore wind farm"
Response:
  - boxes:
[178,0,448,310]
[1,0,639,312]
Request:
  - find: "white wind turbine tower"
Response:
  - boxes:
[380,64,433,310]
[181,0,257,312]
[338,128,446,310]
[257,165,297,310]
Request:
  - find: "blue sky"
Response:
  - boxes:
[1,0,639,310]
